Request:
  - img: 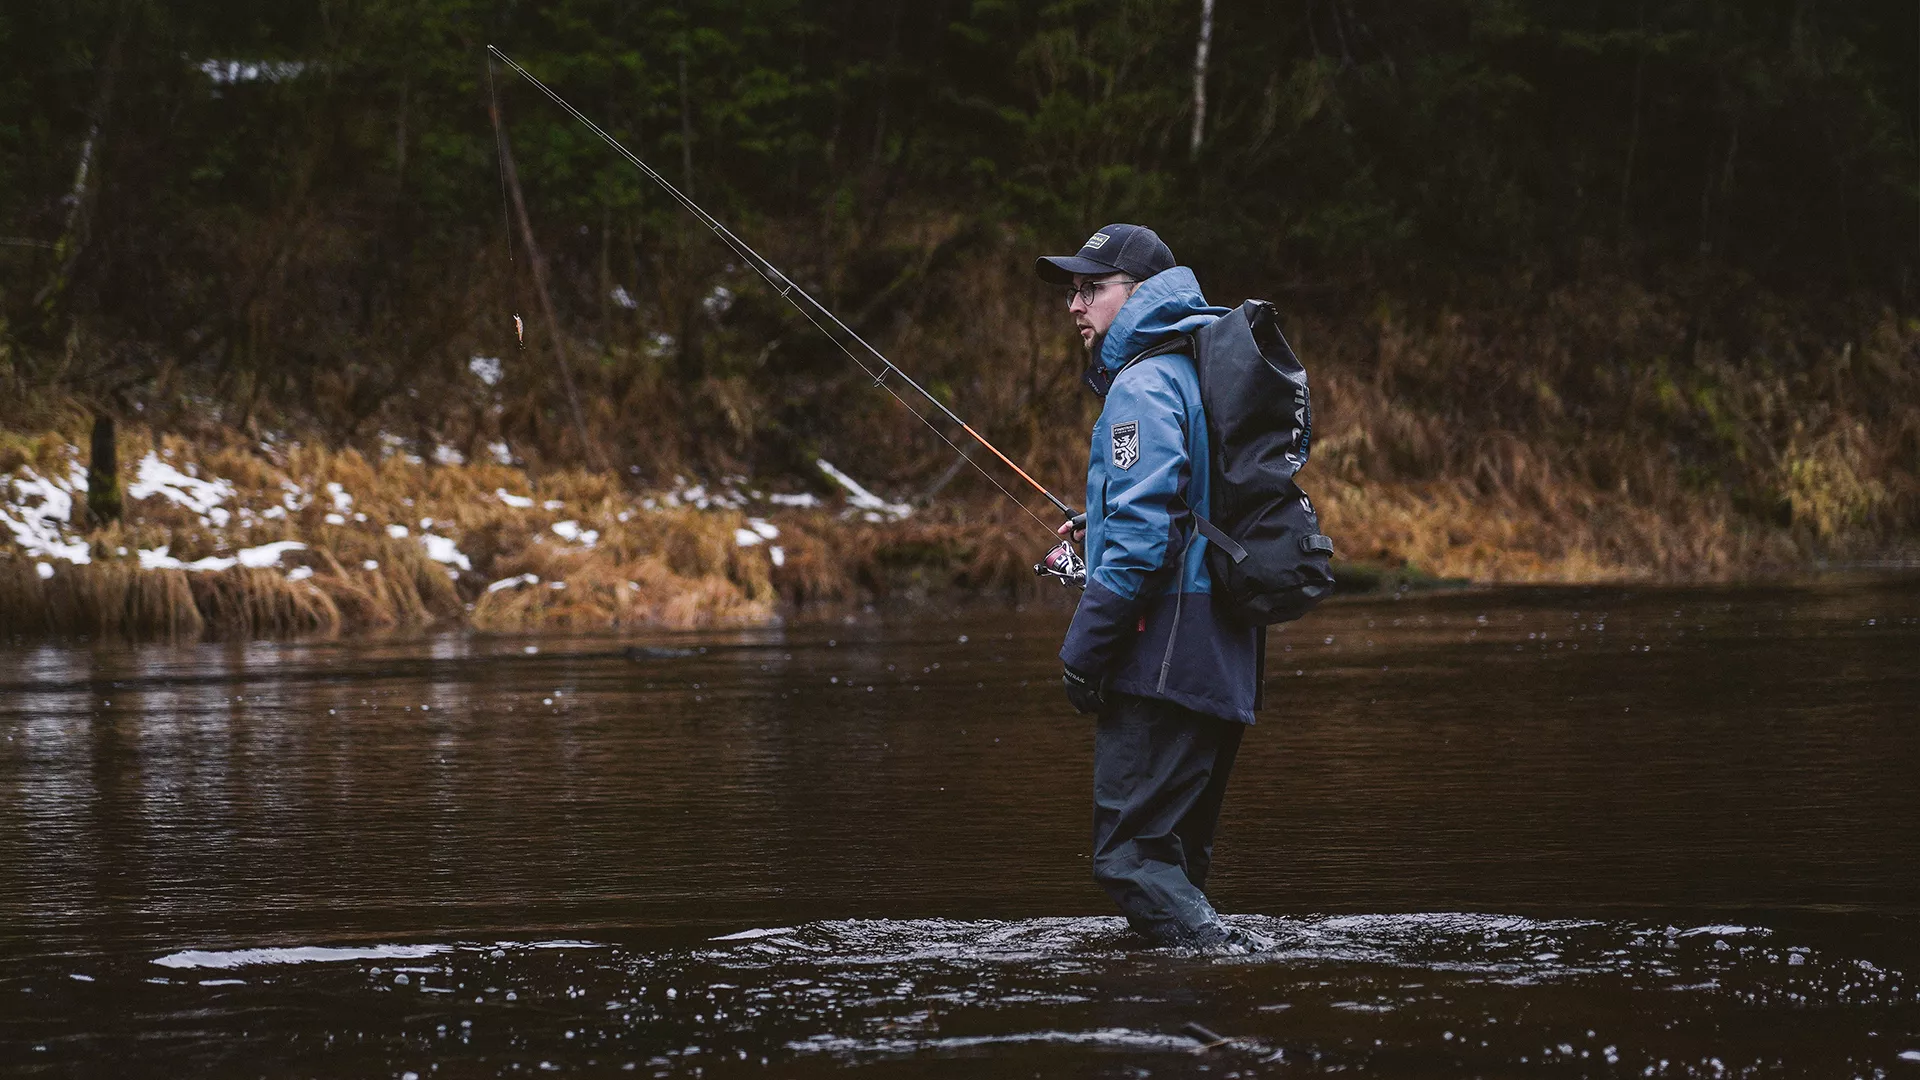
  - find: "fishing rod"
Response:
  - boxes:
[485,45,1077,539]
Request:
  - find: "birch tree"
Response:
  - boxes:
[1189,0,1214,159]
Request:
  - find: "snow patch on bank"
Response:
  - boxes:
[137,540,306,573]
[1,466,92,564]
[734,518,780,547]
[129,453,234,526]
[817,459,912,521]
[469,354,503,386]
[420,533,471,571]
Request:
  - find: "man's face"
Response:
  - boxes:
[1069,272,1138,353]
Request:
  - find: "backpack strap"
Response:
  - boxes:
[1194,508,1335,562]
[1131,335,1240,563]
[1121,334,1192,375]
[1085,334,1195,397]
[1192,514,1247,564]
[1170,489,1249,565]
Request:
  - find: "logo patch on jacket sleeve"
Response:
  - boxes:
[1110,420,1140,470]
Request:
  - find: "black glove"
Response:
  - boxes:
[1062,665,1105,715]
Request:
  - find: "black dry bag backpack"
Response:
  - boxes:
[1178,300,1335,624]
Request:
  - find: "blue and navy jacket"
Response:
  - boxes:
[1058,267,1263,724]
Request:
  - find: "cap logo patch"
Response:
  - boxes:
[1111,420,1139,470]
[1084,232,1111,251]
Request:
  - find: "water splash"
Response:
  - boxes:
[111,916,1919,1075]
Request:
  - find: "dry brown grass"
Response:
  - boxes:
[189,567,342,638]
[1279,294,1919,583]
[1,556,204,639]
[3,426,1006,640]
[5,267,1915,641]
[468,506,777,631]
[0,429,746,638]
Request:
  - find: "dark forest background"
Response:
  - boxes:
[3,0,1917,570]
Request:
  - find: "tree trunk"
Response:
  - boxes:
[395,77,409,185]
[678,46,695,193]
[1190,0,1214,160]
[599,201,613,342]
[871,3,903,166]
[34,0,132,319]
[87,412,121,526]
[1618,51,1646,232]
[489,99,601,469]
[1617,1,1647,234]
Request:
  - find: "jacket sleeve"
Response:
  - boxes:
[1059,364,1190,675]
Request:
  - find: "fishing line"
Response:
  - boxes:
[485,45,1072,534]
[778,287,1060,536]
[486,54,526,349]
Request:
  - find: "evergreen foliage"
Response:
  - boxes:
[1,1,1914,536]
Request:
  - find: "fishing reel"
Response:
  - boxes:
[1034,538,1087,589]
[1035,512,1088,589]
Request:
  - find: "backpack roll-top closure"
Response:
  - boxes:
[1193,301,1311,524]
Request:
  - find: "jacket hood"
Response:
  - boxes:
[1094,266,1230,377]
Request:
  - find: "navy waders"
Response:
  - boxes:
[1092,692,1245,946]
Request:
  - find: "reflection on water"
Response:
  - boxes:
[2,579,1918,1075]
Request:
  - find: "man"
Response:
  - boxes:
[1035,223,1265,951]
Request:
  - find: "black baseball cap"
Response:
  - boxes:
[1035,223,1175,284]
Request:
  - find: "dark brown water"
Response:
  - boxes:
[3,580,1918,1076]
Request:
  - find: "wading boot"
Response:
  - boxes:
[1187,920,1274,955]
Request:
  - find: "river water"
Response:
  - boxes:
[3,579,1918,1076]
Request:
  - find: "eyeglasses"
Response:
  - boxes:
[1065,278,1137,307]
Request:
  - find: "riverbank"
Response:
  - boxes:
[1,424,1062,639]
[5,411,1910,641]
